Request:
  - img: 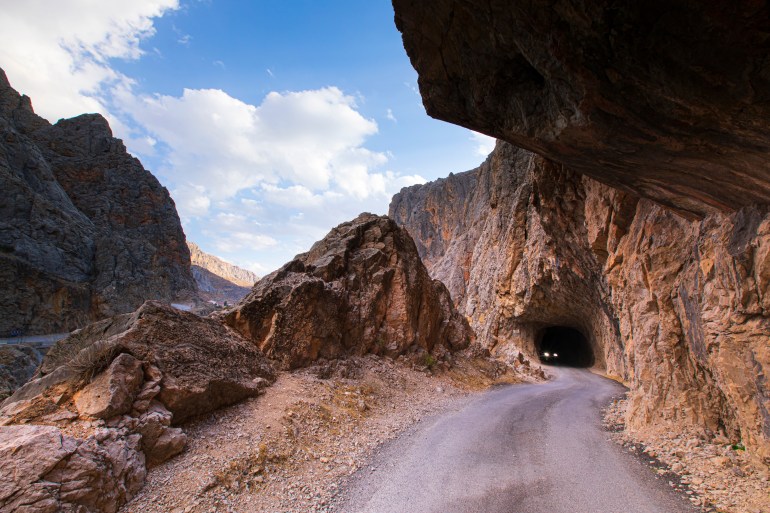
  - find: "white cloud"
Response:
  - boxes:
[122,86,393,210]
[0,0,178,121]
[386,108,397,122]
[0,3,430,275]
[173,183,211,218]
[470,131,496,157]
[212,232,278,254]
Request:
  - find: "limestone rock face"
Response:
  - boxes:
[391,142,770,463]
[225,213,473,369]
[0,301,275,511]
[393,0,770,217]
[0,68,195,335]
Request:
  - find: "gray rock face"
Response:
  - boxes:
[0,68,195,335]
[391,141,770,464]
[393,0,770,218]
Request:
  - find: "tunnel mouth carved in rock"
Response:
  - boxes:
[536,326,594,367]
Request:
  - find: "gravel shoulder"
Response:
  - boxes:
[604,397,770,513]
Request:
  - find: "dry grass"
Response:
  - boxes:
[45,336,119,382]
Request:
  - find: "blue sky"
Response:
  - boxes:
[0,0,494,274]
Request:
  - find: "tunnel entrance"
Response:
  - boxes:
[536,326,594,367]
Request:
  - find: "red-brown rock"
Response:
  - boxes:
[225,213,473,369]
[392,142,770,464]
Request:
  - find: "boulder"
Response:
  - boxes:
[74,353,144,419]
[225,213,473,369]
[0,424,145,513]
[0,301,276,512]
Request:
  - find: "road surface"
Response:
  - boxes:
[337,367,699,513]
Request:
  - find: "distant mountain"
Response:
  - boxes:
[0,68,195,335]
[188,242,259,305]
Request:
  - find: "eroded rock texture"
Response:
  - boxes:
[391,142,770,463]
[0,68,195,335]
[225,213,473,369]
[0,301,275,512]
[393,0,770,217]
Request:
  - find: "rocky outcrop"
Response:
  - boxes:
[0,345,43,400]
[0,68,195,335]
[0,424,145,513]
[393,0,770,218]
[188,242,258,305]
[391,141,770,464]
[0,301,275,512]
[224,213,473,369]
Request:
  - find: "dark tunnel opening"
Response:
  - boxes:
[536,326,595,367]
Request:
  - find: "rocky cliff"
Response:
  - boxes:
[393,0,770,219]
[391,141,770,464]
[0,68,195,335]
[225,213,473,369]
[188,241,257,305]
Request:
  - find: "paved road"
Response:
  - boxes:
[337,367,699,513]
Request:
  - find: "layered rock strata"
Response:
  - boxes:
[188,241,259,287]
[393,0,770,218]
[391,142,770,463]
[225,213,473,369]
[188,241,258,305]
[0,68,195,335]
[0,301,275,512]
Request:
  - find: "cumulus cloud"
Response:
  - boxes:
[122,86,412,211]
[0,0,178,121]
[128,84,428,271]
[470,131,497,157]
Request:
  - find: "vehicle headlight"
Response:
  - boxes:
[543,352,550,357]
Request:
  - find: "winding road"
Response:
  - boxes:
[337,367,699,513]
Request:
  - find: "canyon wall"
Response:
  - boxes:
[188,241,258,305]
[0,69,195,335]
[391,142,770,463]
